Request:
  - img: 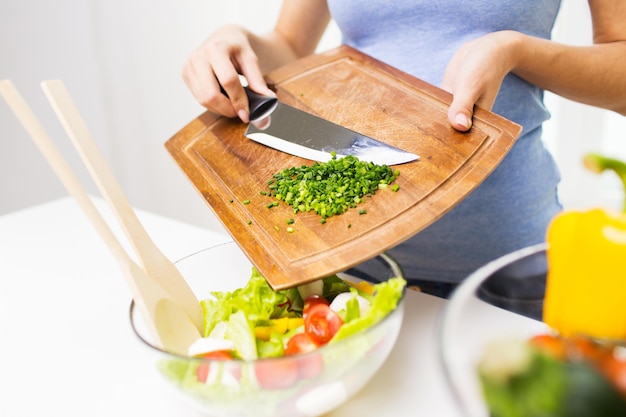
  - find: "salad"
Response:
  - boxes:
[478,152,626,417]
[159,267,406,406]
[478,333,626,417]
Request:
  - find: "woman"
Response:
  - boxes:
[182,1,626,300]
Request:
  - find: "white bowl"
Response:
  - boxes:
[437,243,551,417]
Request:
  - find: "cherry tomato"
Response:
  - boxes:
[254,358,299,390]
[566,335,613,365]
[196,350,235,360]
[197,364,210,383]
[195,350,234,383]
[304,303,343,345]
[528,334,566,360]
[599,353,626,396]
[285,332,318,355]
[303,295,329,319]
[284,333,323,379]
[296,354,323,379]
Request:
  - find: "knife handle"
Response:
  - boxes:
[244,86,278,121]
[220,85,278,121]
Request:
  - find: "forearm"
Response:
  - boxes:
[512,32,626,115]
[240,30,299,76]
[246,0,331,75]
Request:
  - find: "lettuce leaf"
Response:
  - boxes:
[225,311,257,360]
[330,277,406,342]
[199,267,303,359]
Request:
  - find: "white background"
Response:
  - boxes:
[1,0,624,233]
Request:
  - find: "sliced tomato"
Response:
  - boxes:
[599,353,626,396]
[303,295,329,319]
[296,354,323,379]
[196,350,234,383]
[528,334,566,360]
[254,358,299,390]
[196,350,235,360]
[284,333,323,379]
[285,332,318,355]
[566,335,610,363]
[304,303,343,346]
[197,364,210,383]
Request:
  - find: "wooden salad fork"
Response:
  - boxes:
[1,79,202,355]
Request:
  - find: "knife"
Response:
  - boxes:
[242,87,419,166]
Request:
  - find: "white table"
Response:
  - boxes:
[0,197,507,416]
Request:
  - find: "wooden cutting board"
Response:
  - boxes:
[165,46,521,290]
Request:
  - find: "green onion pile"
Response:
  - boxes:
[264,153,400,221]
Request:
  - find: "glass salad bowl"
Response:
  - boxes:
[438,243,626,417]
[130,241,406,417]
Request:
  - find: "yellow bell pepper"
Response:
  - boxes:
[544,207,626,339]
[544,153,626,340]
[254,317,304,341]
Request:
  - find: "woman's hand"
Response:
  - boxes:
[182,24,276,123]
[182,1,331,123]
[444,0,626,132]
[442,31,521,131]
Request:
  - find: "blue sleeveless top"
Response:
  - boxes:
[328,0,563,282]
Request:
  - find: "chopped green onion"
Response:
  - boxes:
[263,154,399,222]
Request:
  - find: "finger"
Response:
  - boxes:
[211,57,251,121]
[448,101,473,132]
[183,56,238,118]
[239,54,275,98]
[217,72,250,122]
[446,87,478,132]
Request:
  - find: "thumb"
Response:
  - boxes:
[447,97,474,132]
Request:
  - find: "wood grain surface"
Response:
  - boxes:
[165,46,521,290]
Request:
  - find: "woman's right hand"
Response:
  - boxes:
[182,24,276,123]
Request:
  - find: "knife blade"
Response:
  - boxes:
[242,87,419,166]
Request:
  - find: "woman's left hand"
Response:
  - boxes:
[442,31,521,131]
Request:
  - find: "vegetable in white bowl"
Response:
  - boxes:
[130,241,406,417]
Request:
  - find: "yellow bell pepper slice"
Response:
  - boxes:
[254,317,304,341]
[343,279,376,295]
